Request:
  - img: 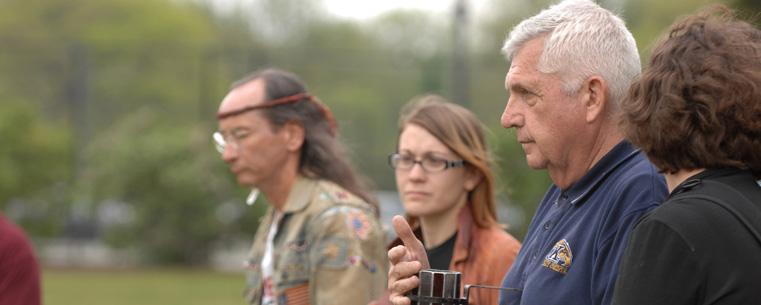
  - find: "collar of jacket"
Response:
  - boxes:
[280,175,317,214]
[451,203,474,264]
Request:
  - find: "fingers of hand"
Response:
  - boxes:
[392,216,422,253]
[389,260,422,281]
[390,296,412,305]
[391,215,429,269]
[389,275,419,305]
[388,245,408,265]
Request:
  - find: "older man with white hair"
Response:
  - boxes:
[384,1,668,305]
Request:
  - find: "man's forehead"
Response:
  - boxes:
[510,38,544,69]
[218,79,266,113]
[506,62,533,89]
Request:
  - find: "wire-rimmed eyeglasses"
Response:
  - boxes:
[213,128,249,154]
[388,153,465,173]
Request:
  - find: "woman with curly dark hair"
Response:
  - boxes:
[612,5,761,305]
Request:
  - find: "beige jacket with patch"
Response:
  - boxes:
[243,175,387,305]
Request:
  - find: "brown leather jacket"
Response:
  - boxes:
[375,203,521,305]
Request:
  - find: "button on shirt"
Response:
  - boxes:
[499,141,668,305]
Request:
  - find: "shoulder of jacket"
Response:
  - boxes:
[479,227,520,246]
[311,180,366,207]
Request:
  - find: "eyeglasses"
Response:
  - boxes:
[213,128,250,154]
[213,93,313,154]
[388,153,465,173]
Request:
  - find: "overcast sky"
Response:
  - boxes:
[323,0,489,20]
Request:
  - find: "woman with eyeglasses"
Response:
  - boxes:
[372,95,521,305]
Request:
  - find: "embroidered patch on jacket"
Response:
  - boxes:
[346,211,371,239]
[277,283,310,305]
[335,191,349,201]
[316,236,349,267]
[542,239,573,274]
[279,262,308,282]
[347,256,377,273]
[282,241,308,252]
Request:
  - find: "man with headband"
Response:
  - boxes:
[214,68,387,305]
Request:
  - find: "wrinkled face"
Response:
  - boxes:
[395,124,475,218]
[217,79,291,188]
[501,38,584,173]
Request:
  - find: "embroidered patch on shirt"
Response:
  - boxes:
[277,283,310,305]
[542,239,573,274]
[348,256,377,273]
[347,211,371,239]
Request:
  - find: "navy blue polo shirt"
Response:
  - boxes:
[499,141,668,305]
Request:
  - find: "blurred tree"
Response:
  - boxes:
[0,95,72,236]
[0,0,257,264]
[733,0,761,17]
[81,108,261,264]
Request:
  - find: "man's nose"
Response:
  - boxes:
[501,97,522,129]
[221,144,239,162]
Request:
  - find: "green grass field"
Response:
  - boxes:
[43,268,247,305]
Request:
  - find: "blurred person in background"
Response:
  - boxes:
[385,1,668,305]
[372,95,521,305]
[0,213,41,305]
[214,68,387,305]
[612,5,761,304]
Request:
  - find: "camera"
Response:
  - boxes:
[407,269,522,305]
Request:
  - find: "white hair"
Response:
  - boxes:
[502,0,641,110]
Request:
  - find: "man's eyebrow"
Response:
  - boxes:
[219,126,251,134]
[508,83,531,93]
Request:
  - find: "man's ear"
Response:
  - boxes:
[583,76,608,123]
[282,120,305,152]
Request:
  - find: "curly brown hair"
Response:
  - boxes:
[619,5,761,179]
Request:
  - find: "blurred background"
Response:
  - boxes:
[1,0,757,303]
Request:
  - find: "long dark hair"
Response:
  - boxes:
[232,69,379,212]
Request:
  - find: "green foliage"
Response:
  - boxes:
[81,109,256,264]
[489,124,553,239]
[0,95,72,236]
[0,0,250,264]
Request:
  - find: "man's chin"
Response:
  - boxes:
[525,156,547,170]
[235,176,257,188]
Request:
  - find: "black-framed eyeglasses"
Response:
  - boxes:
[388,153,465,173]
